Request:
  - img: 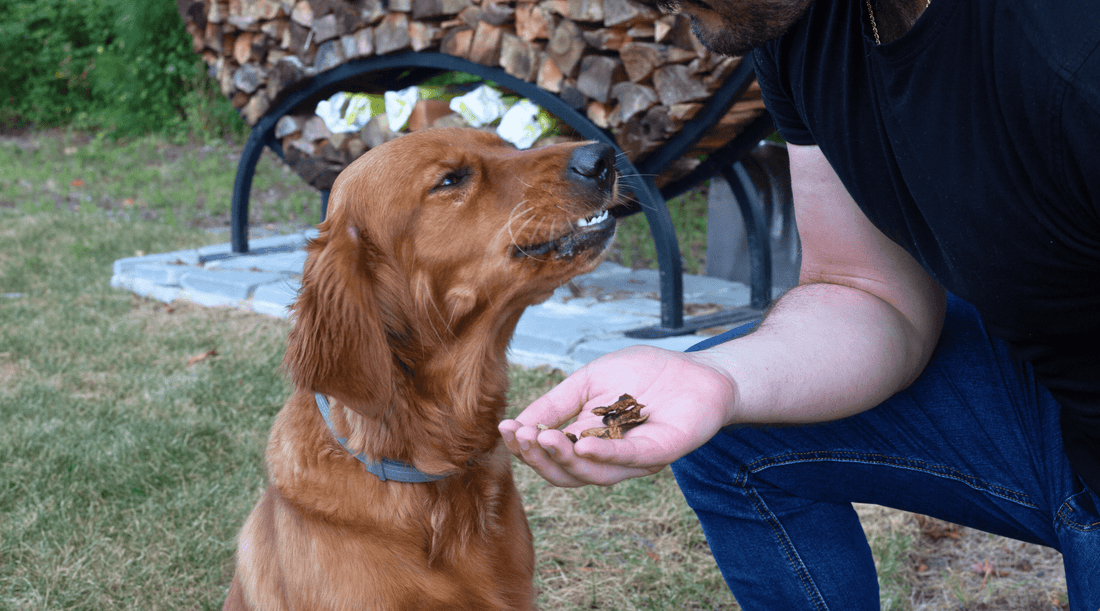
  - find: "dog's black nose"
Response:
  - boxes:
[568,142,616,194]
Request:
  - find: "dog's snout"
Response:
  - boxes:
[568,143,616,194]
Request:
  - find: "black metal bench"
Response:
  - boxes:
[229,50,776,337]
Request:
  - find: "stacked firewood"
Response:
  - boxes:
[177,0,767,190]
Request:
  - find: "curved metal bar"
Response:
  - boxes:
[720,163,772,310]
[230,52,687,327]
[229,52,770,330]
[636,58,758,179]
[659,113,775,202]
[231,129,271,253]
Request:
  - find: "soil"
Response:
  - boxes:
[856,505,1069,610]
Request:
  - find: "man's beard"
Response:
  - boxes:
[675,0,814,56]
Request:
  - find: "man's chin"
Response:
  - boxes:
[690,19,762,56]
[686,1,813,57]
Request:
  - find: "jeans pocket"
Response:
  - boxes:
[1056,485,1100,533]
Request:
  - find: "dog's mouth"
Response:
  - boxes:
[512,209,617,260]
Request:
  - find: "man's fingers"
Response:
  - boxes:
[543,434,666,485]
[566,431,674,470]
[514,362,645,429]
[513,370,594,428]
[500,422,665,486]
[501,424,591,487]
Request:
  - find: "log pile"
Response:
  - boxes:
[177,0,767,190]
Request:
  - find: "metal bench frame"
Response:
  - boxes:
[230,51,775,336]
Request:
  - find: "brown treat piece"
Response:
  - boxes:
[593,394,646,426]
[592,393,640,415]
[571,393,648,440]
[615,412,649,430]
[564,432,578,443]
[580,427,613,439]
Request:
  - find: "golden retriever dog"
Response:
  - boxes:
[223,127,620,610]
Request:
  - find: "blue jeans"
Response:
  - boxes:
[673,294,1100,609]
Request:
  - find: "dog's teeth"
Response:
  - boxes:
[575,210,610,228]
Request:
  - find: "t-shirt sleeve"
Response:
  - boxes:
[1059,48,1100,218]
[752,44,817,146]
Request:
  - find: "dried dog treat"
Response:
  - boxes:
[593,394,647,425]
[573,394,648,441]
[580,426,616,440]
[538,394,648,443]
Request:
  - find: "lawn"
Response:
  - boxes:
[0,131,1068,610]
[0,203,741,610]
[0,128,709,275]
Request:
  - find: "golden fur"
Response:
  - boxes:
[223,128,619,610]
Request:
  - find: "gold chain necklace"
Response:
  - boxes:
[865,0,931,45]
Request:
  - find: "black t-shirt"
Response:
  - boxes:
[753,0,1100,493]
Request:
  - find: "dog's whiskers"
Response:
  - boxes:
[503,204,537,256]
[506,201,535,228]
[510,215,549,262]
[609,183,662,213]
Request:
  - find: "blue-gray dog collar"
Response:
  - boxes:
[314,393,454,483]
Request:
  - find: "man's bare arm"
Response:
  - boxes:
[498,144,945,487]
[694,143,946,424]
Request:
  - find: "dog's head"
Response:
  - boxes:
[284,128,620,422]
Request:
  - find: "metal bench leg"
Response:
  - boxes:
[722,162,772,310]
[231,127,268,253]
[620,173,684,330]
[228,52,696,328]
[625,156,774,339]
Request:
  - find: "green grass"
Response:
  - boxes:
[0,131,318,230]
[871,528,916,611]
[0,207,271,610]
[611,188,710,275]
[2,129,971,611]
[0,203,733,610]
[0,129,712,275]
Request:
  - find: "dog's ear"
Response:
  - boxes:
[283,224,406,418]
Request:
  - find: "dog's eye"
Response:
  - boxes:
[434,168,471,191]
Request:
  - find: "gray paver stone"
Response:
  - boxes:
[130,262,193,286]
[207,251,308,274]
[112,249,200,276]
[180,269,288,301]
[252,280,301,319]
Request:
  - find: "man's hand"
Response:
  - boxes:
[499,345,737,487]
[502,144,945,489]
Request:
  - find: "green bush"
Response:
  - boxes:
[0,0,245,140]
[0,0,111,128]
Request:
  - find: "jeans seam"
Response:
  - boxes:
[741,473,831,610]
[745,450,1039,509]
[1056,491,1100,532]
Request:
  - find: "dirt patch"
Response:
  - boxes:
[857,505,1068,610]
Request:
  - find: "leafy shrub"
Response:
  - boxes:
[91,0,204,135]
[0,0,245,139]
[0,0,113,128]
